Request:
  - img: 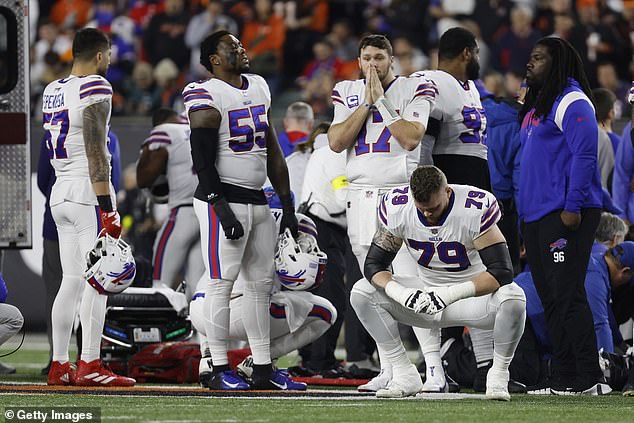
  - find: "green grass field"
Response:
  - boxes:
[2,338,634,423]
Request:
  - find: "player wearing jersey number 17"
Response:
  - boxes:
[44,28,134,387]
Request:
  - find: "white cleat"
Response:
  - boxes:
[422,365,448,393]
[485,368,511,401]
[376,364,423,398]
[358,367,392,392]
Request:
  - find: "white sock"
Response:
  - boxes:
[205,279,233,366]
[79,286,107,362]
[492,297,526,374]
[241,278,273,365]
[471,327,494,366]
[413,326,442,371]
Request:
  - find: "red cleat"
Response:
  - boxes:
[75,359,136,387]
[47,361,75,386]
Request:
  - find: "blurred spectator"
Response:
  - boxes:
[277,101,314,158]
[596,62,629,118]
[550,11,575,39]
[107,16,137,91]
[483,71,506,97]
[241,0,286,94]
[282,0,329,86]
[504,70,524,97]
[569,0,626,87]
[154,58,183,110]
[31,20,72,88]
[298,38,345,116]
[128,0,162,28]
[472,0,511,46]
[87,0,117,32]
[50,0,93,29]
[462,20,491,75]
[430,0,476,40]
[493,5,542,73]
[534,0,573,36]
[143,0,190,68]
[126,61,163,115]
[286,121,329,205]
[593,87,620,158]
[384,0,433,51]
[185,0,238,80]
[392,36,429,77]
[326,19,359,62]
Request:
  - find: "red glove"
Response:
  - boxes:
[99,209,121,238]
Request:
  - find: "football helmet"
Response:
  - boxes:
[84,233,136,295]
[275,214,327,291]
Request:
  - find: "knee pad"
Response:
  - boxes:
[497,282,527,308]
[350,278,375,313]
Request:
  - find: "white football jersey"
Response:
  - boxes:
[182,74,271,190]
[411,70,487,160]
[142,122,197,208]
[379,184,501,287]
[331,76,436,187]
[42,74,113,206]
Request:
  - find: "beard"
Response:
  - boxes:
[466,59,480,81]
[97,65,108,78]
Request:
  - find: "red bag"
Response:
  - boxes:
[128,342,201,383]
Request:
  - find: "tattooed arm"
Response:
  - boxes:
[364,225,403,289]
[83,100,111,197]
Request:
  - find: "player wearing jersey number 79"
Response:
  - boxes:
[183,30,298,391]
[351,165,526,400]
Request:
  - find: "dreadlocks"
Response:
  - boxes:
[519,37,594,123]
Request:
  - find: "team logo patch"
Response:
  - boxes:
[549,238,568,252]
[347,95,359,108]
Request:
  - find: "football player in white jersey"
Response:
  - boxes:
[44,28,134,386]
[191,210,334,389]
[183,30,298,390]
[351,165,526,400]
[327,34,441,391]
[411,27,495,393]
[136,108,203,301]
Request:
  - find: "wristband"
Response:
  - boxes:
[374,95,402,127]
[97,195,113,212]
[384,280,409,304]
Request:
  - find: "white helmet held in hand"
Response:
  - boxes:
[275,214,327,291]
[84,233,136,295]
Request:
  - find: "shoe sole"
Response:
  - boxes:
[486,392,511,401]
[622,390,634,397]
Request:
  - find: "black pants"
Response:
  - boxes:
[432,154,491,192]
[42,239,63,361]
[522,208,602,384]
[498,198,521,275]
[301,214,348,370]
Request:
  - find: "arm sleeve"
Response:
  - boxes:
[584,270,613,352]
[190,127,224,200]
[558,98,599,213]
[612,124,634,221]
[107,131,122,193]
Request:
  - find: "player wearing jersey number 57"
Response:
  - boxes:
[183,30,298,391]
[43,28,134,387]
[350,165,526,400]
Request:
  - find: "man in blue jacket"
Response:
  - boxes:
[519,37,606,395]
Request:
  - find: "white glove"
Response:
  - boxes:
[422,282,477,315]
[628,81,634,105]
[384,280,430,313]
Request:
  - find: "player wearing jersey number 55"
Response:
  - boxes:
[43,28,134,387]
[350,165,526,400]
[183,30,298,391]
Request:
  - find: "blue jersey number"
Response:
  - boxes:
[355,110,393,155]
[43,110,70,159]
[228,105,268,152]
[407,240,470,271]
[459,106,486,144]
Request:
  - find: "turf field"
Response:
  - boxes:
[1,336,633,423]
